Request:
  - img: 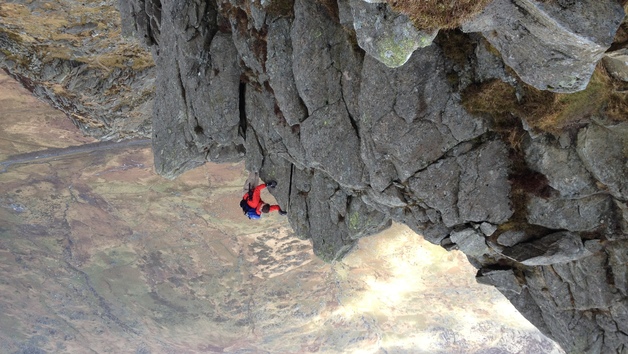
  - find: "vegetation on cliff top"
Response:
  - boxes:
[0,1,153,71]
[462,64,628,137]
[390,0,493,30]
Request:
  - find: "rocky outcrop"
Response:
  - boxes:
[0,0,155,139]
[115,0,628,351]
[347,0,437,68]
[462,0,625,93]
[2,0,628,353]
[115,0,627,352]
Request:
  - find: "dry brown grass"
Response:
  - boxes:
[78,44,154,72]
[462,64,628,136]
[0,1,153,72]
[389,0,493,30]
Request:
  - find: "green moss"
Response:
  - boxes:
[348,212,360,231]
[377,36,418,68]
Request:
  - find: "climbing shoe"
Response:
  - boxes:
[267,180,277,188]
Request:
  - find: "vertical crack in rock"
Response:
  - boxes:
[339,73,360,137]
[548,265,576,309]
[174,57,189,123]
[239,81,247,140]
[287,162,295,212]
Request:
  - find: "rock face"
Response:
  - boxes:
[2,0,628,353]
[462,0,625,93]
[348,0,437,68]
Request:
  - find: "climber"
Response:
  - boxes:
[240,180,287,219]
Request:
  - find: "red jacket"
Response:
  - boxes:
[242,184,281,215]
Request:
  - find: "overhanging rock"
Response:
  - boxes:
[462,0,625,93]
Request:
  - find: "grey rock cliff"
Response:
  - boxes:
[118,0,628,352]
[2,0,628,352]
[113,0,628,352]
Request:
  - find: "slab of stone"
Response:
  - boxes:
[476,268,522,295]
[300,101,365,189]
[408,157,461,227]
[450,228,489,259]
[462,0,624,92]
[500,231,592,266]
[524,135,597,198]
[577,123,628,201]
[608,240,628,297]
[526,194,613,232]
[456,139,513,224]
[603,49,628,82]
[267,18,308,126]
[349,0,437,68]
[551,243,615,310]
[496,230,530,247]
[291,0,363,115]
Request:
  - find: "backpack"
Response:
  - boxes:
[240,199,260,219]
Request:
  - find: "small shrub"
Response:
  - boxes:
[462,64,627,136]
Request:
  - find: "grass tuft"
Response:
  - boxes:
[462,64,628,136]
[389,0,493,30]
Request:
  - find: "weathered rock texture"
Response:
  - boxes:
[462,0,625,92]
[2,0,628,353]
[0,0,155,139]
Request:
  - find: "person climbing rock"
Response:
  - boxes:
[240,180,287,219]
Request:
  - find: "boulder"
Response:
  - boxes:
[524,134,598,198]
[450,228,490,260]
[526,194,613,232]
[577,122,628,201]
[603,49,628,82]
[462,0,625,92]
[480,222,497,237]
[348,0,437,68]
